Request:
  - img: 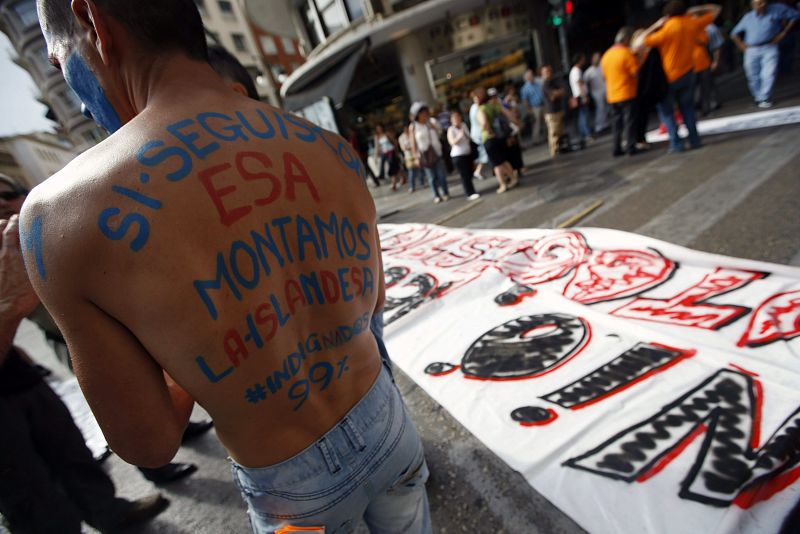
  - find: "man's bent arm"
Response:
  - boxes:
[731,34,747,52]
[19,203,191,467]
[688,4,722,19]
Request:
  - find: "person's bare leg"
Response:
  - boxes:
[506,163,519,188]
[494,166,508,193]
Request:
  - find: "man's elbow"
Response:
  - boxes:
[107,428,182,468]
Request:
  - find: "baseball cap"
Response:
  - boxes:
[487,88,498,97]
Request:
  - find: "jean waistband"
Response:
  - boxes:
[230,364,396,475]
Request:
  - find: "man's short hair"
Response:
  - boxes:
[615,26,634,44]
[572,53,586,66]
[207,45,259,100]
[663,0,687,17]
[37,0,207,61]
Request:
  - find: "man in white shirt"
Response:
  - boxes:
[569,53,592,147]
[583,52,608,134]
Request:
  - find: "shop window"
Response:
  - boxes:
[217,0,235,18]
[281,37,296,55]
[11,0,39,30]
[260,36,278,55]
[231,33,247,52]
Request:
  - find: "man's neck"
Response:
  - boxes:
[119,54,230,122]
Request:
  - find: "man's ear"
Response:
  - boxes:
[71,0,113,65]
[230,82,248,97]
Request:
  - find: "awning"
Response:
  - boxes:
[282,40,368,112]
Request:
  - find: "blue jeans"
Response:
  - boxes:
[422,158,449,199]
[407,167,422,191]
[231,366,431,534]
[575,103,591,140]
[656,71,701,151]
[744,44,779,103]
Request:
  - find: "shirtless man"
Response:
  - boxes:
[26,1,430,532]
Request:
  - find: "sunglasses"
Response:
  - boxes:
[0,190,24,201]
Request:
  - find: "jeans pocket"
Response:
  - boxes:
[387,450,429,496]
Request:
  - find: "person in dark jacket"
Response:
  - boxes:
[632,31,669,148]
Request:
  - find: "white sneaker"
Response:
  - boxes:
[467,193,480,201]
[442,195,450,201]
[758,100,773,109]
[433,197,442,204]
[473,173,485,181]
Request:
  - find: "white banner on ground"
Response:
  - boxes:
[646,105,800,143]
[379,223,800,534]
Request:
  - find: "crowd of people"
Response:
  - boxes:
[356,0,798,187]
[354,87,528,204]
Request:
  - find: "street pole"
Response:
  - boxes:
[548,0,571,73]
[558,21,569,74]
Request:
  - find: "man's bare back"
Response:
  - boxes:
[23,80,383,467]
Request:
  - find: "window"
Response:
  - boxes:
[231,33,247,52]
[302,2,324,48]
[281,37,296,55]
[344,0,364,21]
[318,0,347,35]
[82,129,104,144]
[217,0,234,17]
[260,36,278,55]
[11,0,39,29]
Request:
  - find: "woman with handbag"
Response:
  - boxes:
[477,88,518,194]
[398,123,421,193]
[409,102,450,204]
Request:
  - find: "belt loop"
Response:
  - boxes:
[343,417,366,452]
[317,437,341,473]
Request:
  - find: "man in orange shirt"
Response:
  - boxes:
[601,27,640,157]
[638,2,721,152]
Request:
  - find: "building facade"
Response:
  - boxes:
[274,0,555,134]
[194,0,283,105]
[0,0,105,151]
[0,132,78,188]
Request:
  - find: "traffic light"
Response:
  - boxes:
[547,0,568,27]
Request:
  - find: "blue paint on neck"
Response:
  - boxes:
[64,51,122,134]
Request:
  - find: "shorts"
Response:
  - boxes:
[231,366,431,534]
[484,137,509,167]
[475,143,489,165]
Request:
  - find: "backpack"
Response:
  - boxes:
[491,107,512,139]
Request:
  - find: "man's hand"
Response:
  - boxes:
[0,215,39,320]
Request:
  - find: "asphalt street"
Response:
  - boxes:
[16,70,799,534]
